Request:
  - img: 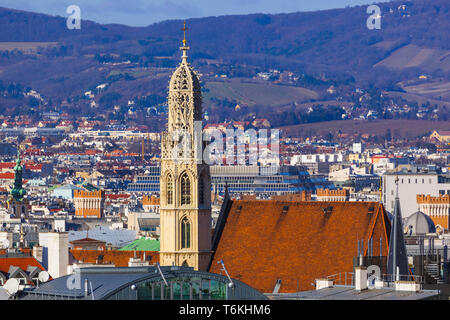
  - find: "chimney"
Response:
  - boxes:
[0,231,13,249]
[38,232,69,278]
[394,280,421,292]
[32,246,43,263]
[355,266,368,291]
[315,278,334,290]
[84,279,89,298]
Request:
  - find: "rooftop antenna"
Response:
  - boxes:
[217,260,234,288]
[155,262,168,286]
[89,281,95,300]
[272,279,282,294]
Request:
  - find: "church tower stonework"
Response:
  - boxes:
[159,23,212,271]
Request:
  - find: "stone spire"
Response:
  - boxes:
[387,176,409,280]
[165,20,202,135]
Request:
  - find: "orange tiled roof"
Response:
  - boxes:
[70,237,106,245]
[0,256,47,275]
[209,200,390,293]
[0,172,15,179]
[70,249,159,267]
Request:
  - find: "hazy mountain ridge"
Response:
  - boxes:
[0,0,448,126]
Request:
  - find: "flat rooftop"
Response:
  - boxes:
[266,285,440,300]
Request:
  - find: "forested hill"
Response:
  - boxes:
[0,0,448,124]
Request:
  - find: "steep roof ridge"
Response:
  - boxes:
[364,202,383,255]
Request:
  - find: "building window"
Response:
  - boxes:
[181,217,191,249]
[181,173,191,205]
[167,174,173,205]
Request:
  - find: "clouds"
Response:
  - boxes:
[0,0,390,26]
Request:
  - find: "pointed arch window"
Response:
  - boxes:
[167,174,173,205]
[181,217,191,249]
[181,173,191,205]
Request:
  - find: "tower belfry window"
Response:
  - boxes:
[181,173,191,205]
[181,217,191,249]
[167,174,173,205]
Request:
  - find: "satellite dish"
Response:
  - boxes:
[0,239,9,249]
[4,279,19,295]
[0,288,11,300]
[38,271,49,283]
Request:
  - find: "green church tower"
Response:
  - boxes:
[7,150,28,218]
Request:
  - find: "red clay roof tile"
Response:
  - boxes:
[209,200,390,293]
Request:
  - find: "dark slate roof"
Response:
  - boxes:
[20,266,266,300]
[268,285,439,300]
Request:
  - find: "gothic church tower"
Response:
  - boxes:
[159,23,212,271]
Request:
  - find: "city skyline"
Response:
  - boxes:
[0,0,448,306]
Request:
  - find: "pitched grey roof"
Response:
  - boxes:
[68,227,136,248]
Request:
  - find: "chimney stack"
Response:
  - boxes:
[84,279,89,297]
[315,278,334,290]
[355,266,368,291]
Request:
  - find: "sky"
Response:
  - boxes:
[0,0,392,27]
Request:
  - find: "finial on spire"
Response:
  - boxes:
[180,21,190,61]
[182,20,187,46]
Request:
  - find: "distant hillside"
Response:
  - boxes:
[0,0,448,126]
[280,119,450,138]
[203,79,318,107]
[374,44,450,73]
